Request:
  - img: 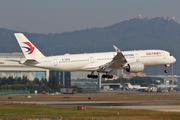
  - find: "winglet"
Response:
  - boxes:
[113,45,121,52]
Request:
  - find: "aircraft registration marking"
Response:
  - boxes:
[124,54,134,58]
[62,58,70,61]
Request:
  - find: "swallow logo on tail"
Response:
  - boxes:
[21,42,35,54]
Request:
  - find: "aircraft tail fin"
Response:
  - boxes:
[14,33,45,59]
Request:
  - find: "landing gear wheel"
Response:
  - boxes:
[164,64,169,73]
[87,71,98,79]
[102,74,113,79]
[164,70,168,73]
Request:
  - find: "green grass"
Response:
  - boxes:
[0,93,180,119]
[0,93,180,102]
[0,104,180,120]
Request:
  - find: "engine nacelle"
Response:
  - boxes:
[125,62,144,73]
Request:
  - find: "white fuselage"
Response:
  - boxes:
[27,49,176,72]
[14,33,176,74]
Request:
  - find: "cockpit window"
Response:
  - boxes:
[169,53,172,56]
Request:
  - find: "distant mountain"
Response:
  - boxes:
[0,17,179,75]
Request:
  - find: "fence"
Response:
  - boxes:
[0,90,30,95]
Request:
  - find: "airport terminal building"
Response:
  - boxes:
[0,53,71,86]
[0,53,49,80]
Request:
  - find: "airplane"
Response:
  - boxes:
[14,33,176,79]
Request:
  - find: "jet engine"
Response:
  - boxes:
[125,62,144,73]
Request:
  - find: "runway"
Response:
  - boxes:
[1,100,180,112]
[1,92,180,113]
[46,101,180,112]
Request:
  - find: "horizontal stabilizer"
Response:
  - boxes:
[23,59,39,65]
[7,59,39,65]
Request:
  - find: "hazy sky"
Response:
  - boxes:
[0,0,179,34]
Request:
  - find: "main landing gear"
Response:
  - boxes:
[87,72,113,79]
[87,72,98,79]
[164,65,169,73]
[102,74,113,79]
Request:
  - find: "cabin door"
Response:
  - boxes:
[53,59,58,66]
[90,57,94,63]
[135,54,139,61]
[162,52,166,59]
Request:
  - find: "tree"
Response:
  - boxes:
[33,78,40,85]
[40,78,48,86]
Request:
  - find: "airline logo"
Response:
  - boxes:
[21,42,35,54]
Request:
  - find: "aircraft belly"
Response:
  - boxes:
[142,57,162,66]
[57,62,91,71]
[81,62,103,71]
[80,67,99,71]
[73,62,89,71]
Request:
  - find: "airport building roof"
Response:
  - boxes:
[0,53,24,58]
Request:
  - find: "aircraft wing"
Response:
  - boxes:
[98,45,127,72]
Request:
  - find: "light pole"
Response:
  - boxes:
[172,64,174,87]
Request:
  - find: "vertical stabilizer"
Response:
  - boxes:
[14,33,45,59]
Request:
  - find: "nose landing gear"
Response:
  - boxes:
[164,65,169,73]
[164,70,168,73]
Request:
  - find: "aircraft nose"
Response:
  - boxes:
[173,56,176,63]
